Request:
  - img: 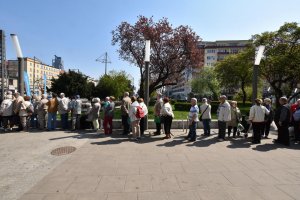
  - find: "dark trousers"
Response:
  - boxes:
[163,116,172,134]
[277,125,290,146]
[218,121,227,139]
[60,113,69,129]
[293,121,300,142]
[104,116,113,134]
[140,117,145,135]
[121,115,130,134]
[30,114,38,128]
[187,121,197,140]
[202,119,211,135]
[252,122,265,143]
[263,121,272,137]
[155,122,161,134]
[228,126,237,137]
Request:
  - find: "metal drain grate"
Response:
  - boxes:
[51,146,76,156]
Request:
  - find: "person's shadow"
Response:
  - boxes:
[226,137,252,149]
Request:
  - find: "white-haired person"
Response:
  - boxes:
[58,93,70,130]
[217,95,231,141]
[0,92,14,132]
[89,98,101,131]
[262,98,274,139]
[227,101,242,138]
[36,94,48,130]
[200,98,211,136]
[185,98,199,142]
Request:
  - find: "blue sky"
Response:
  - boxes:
[1,0,300,90]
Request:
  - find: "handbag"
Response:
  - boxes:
[199,105,209,121]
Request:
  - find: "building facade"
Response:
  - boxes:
[52,55,64,70]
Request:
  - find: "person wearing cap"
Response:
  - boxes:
[217,95,231,141]
[185,98,199,141]
[0,92,14,132]
[46,93,59,131]
[36,94,48,130]
[58,93,70,130]
[262,98,274,139]
[153,92,163,135]
[249,98,270,144]
[200,98,211,136]
[274,97,290,146]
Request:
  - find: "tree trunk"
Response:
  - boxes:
[241,81,247,105]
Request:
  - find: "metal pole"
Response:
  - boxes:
[144,61,149,130]
[105,52,107,75]
[33,57,36,94]
[18,58,25,96]
[252,64,258,104]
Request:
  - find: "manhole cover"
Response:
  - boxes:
[51,146,76,156]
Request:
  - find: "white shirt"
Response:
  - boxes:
[217,101,231,122]
[249,105,270,122]
[200,103,211,120]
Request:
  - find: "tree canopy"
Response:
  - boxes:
[112,16,203,97]
[253,22,300,106]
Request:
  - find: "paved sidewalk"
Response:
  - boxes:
[7,129,300,200]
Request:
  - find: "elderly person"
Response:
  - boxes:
[263,98,274,139]
[121,92,131,135]
[217,95,231,141]
[185,98,199,142]
[103,96,115,135]
[0,92,14,132]
[12,92,24,131]
[138,98,148,136]
[19,96,33,131]
[70,95,82,131]
[249,98,270,144]
[36,94,48,130]
[227,101,242,138]
[46,93,59,131]
[274,97,290,146]
[89,98,101,131]
[153,92,163,135]
[129,96,141,141]
[200,98,211,136]
[161,97,174,139]
[58,93,70,130]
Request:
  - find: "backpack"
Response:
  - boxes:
[135,106,145,118]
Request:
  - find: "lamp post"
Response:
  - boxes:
[144,40,150,130]
[252,45,265,104]
[10,34,25,96]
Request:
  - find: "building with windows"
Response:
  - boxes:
[7,57,62,95]
[52,55,64,70]
[200,40,250,66]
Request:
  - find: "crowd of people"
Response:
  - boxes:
[0,90,299,146]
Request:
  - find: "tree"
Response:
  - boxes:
[95,70,134,99]
[112,16,203,97]
[214,46,254,105]
[191,67,220,100]
[50,70,95,98]
[253,22,300,107]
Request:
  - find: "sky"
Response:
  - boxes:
[1,0,300,90]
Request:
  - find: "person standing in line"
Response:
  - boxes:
[161,97,174,139]
[0,92,14,132]
[217,95,231,141]
[30,94,39,129]
[12,92,24,131]
[58,93,70,130]
[274,97,290,146]
[70,95,82,131]
[227,101,242,138]
[36,94,48,130]
[121,92,131,135]
[153,92,163,135]
[200,98,211,136]
[46,93,59,131]
[138,98,148,136]
[107,96,115,134]
[262,98,274,139]
[88,97,101,131]
[292,99,300,143]
[129,96,141,141]
[19,96,34,131]
[103,97,110,134]
[249,99,269,144]
[185,98,199,142]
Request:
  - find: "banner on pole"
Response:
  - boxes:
[43,74,47,94]
[23,71,31,96]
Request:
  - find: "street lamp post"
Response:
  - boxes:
[144,40,150,130]
[10,34,25,96]
[252,45,265,104]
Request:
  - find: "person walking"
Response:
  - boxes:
[274,97,290,146]
[153,92,163,135]
[161,97,174,139]
[200,98,211,136]
[263,98,274,139]
[46,93,59,131]
[227,101,242,138]
[121,92,131,135]
[0,92,14,132]
[217,95,231,141]
[138,98,148,136]
[186,98,199,142]
[58,93,70,130]
[36,94,48,130]
[129,96,141,141]
[249,98,269,144]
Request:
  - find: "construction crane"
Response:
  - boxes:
[95,52,111,75]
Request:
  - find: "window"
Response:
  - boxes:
[9,79,13,85]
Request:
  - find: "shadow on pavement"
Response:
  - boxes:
[252,142,300,151]
[186,136,218,147]
[226,137,252,149]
